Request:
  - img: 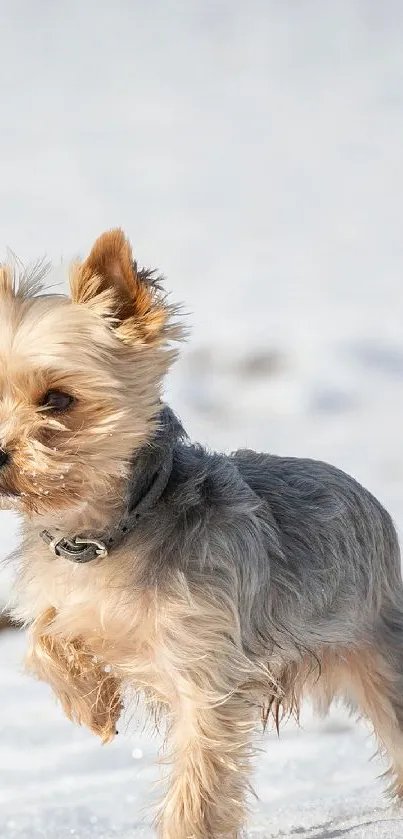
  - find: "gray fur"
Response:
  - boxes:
[18,406,403,837]
[133,406,402,666]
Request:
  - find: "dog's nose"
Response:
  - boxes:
[0,449,9,468]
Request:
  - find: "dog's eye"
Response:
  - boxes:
[40,390,76,413]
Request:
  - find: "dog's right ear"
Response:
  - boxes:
[70,229,177,346]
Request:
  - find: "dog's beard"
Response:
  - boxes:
[0,409,129,521]
[0,228,182,524]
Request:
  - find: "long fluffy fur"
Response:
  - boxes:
[2,229,403,839]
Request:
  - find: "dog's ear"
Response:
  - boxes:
[70,229,171,345]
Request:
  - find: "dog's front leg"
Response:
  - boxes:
[156,592,259,839]
[26,608,123,743]
[159,688,254,839]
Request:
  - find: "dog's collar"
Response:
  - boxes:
[40,530,110,563]
[39,407,181,564]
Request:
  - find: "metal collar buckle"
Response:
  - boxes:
[70,536,108,559]
[41,530,108,563]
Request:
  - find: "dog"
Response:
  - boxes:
[2,229,403,839]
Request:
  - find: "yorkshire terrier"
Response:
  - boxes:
[2,229,403,838]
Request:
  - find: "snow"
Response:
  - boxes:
[2,1,403,836]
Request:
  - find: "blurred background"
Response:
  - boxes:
[1,2,403,837]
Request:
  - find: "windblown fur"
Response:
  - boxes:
[2,229,403,838]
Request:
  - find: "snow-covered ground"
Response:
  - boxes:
[2,1,403,836]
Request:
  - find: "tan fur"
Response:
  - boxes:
[16,546,267,839]
[0,264,14,297]
[70,229,179,345]
[0,230,180,519]
[27,607,123,743]
[265,646,403,800]
[311,647,403,798]
[3,230,403,838]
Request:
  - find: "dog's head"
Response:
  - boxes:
[0,230,181,518]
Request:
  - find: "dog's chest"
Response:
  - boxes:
[17,540,174,702]
[17,542,152,643]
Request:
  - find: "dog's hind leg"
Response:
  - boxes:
[360,605,403,798]
[315,608,403,798]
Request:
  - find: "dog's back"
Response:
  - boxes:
[231,448,402,644]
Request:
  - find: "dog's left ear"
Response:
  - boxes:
[70,229,171,345]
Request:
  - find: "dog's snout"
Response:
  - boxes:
[0,449,9,468]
